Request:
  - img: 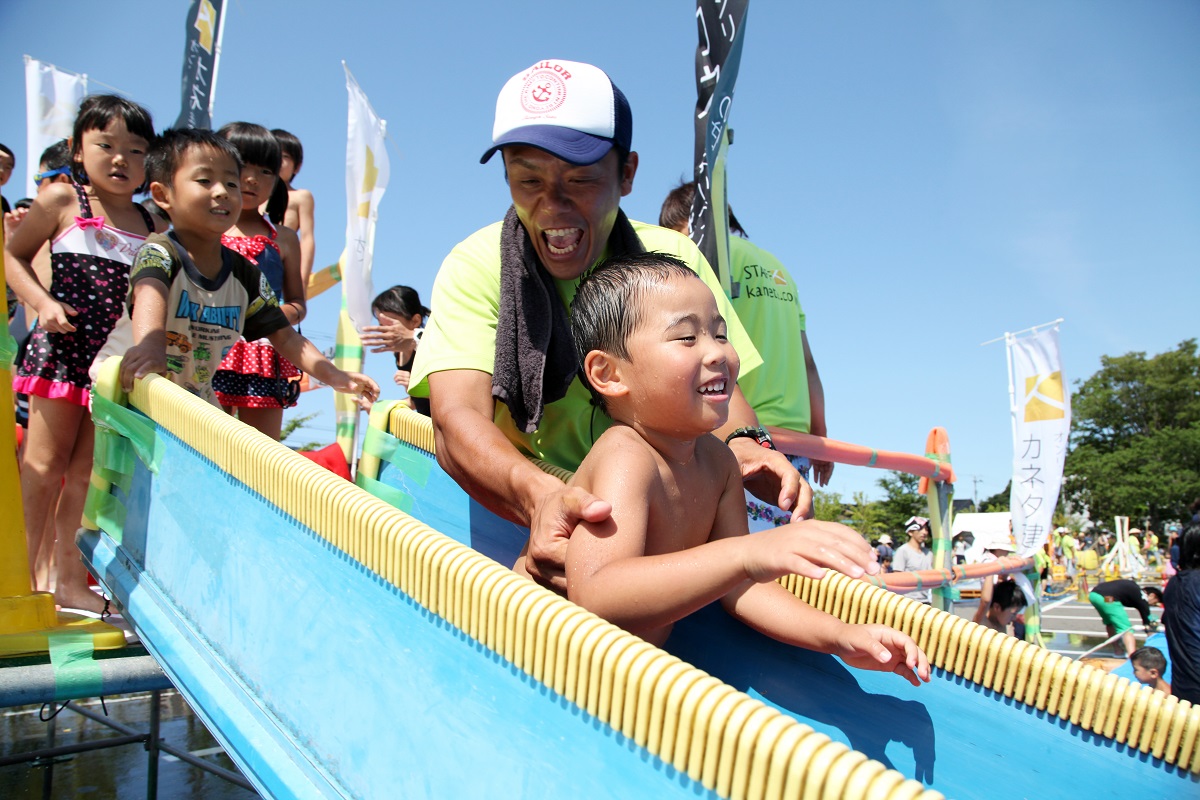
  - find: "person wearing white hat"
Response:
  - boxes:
[1053,526,1076,575]
[972,529,1019,626]
[892,517,933,603]
[875,534,894,566]
[408,59,813,590]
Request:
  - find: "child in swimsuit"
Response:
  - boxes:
[210,122,306,440]
[5,95,166,615]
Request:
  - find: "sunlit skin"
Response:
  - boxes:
[501,146,637,281]
[0,150,14,188]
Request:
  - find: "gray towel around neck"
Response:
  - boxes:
[492,206,643,433]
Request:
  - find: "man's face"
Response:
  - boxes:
[502,146,636,281]
[910,525,929,545]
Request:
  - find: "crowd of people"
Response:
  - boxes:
[4,58,1196,702]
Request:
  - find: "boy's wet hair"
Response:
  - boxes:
[146,127,243,189]
[271,129,304,172]
[571,251,698,411]
[70,95,156,184]
[372,285,430,320]
[990,580,1026,612]
[217,121,282,174]
[1130,646,1166,675]
[0,142,13,160]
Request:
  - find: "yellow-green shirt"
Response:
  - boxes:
[729,236,810,432]
[409,220,762,471]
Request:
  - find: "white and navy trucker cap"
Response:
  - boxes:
[480,59,632,166]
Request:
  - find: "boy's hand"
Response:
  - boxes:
[394,369,411,388]
[36,298,78,334]
[834,623,931,687]
[742,519,879,583]
[120,342,168,391]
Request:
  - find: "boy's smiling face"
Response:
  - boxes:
[155,145,242,237]
[611,274,739,439]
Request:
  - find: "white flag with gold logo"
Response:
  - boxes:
[342,62,389,332]
[1008,325,1070,556]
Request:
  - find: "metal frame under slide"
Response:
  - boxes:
[0,648,253,797]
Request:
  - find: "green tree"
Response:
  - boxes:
[282,412,323,452]
[846,491,888,540]
[876,471,925,535]
[1064,339,1200,530]
[812,490,845,523]
[981,481,1011,513]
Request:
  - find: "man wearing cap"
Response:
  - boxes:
[891,517,933,603]
[408,59,810,588]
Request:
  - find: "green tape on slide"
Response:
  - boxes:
[91,394,163,473]
[84,484,126,544]
[92,425,135,493]
[47,631,103,701]
[0,328,16,369]
[355,472,414,513]
[334,344,363,359]
[361,427,432,486]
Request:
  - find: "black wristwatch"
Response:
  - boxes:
[724,426,777,451]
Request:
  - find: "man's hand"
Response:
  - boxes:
[834,623,931,687]
[525,486,612,591]
[394,369,411,388]
[120,341,168,391]
[361,323,416,354]
[728,437,813,517]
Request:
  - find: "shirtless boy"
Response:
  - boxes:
[528,253,930,685]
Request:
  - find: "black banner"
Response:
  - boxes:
[689,0,748,296]
[174,0,225,129]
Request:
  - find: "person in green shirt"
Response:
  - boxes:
[408,59,811,589]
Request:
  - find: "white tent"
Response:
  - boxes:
[952,511,1012,564]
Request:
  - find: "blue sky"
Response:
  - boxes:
[2,1,1197,504]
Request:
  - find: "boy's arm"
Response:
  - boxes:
[267,325,379,403]
[720,580,930,686]
[567,440,878,635]
[120,279,170,391]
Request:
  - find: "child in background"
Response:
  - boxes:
[980,580,1026,636]
[265,129,316,291]
[521,252,929,686]
[5,96,165,615]
[1130,646,1171,695]
[210,122,306,440]
[120,128,377,414]
[368,285,430,416]
[0,142,14,214]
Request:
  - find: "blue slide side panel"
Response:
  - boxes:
[99,427,718,799]
[374,445,1200,798]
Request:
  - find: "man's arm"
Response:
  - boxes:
[428,368,610,587]
[717,385,813,517]
[802,331,834,486]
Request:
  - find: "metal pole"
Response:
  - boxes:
[147,690,160,800]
